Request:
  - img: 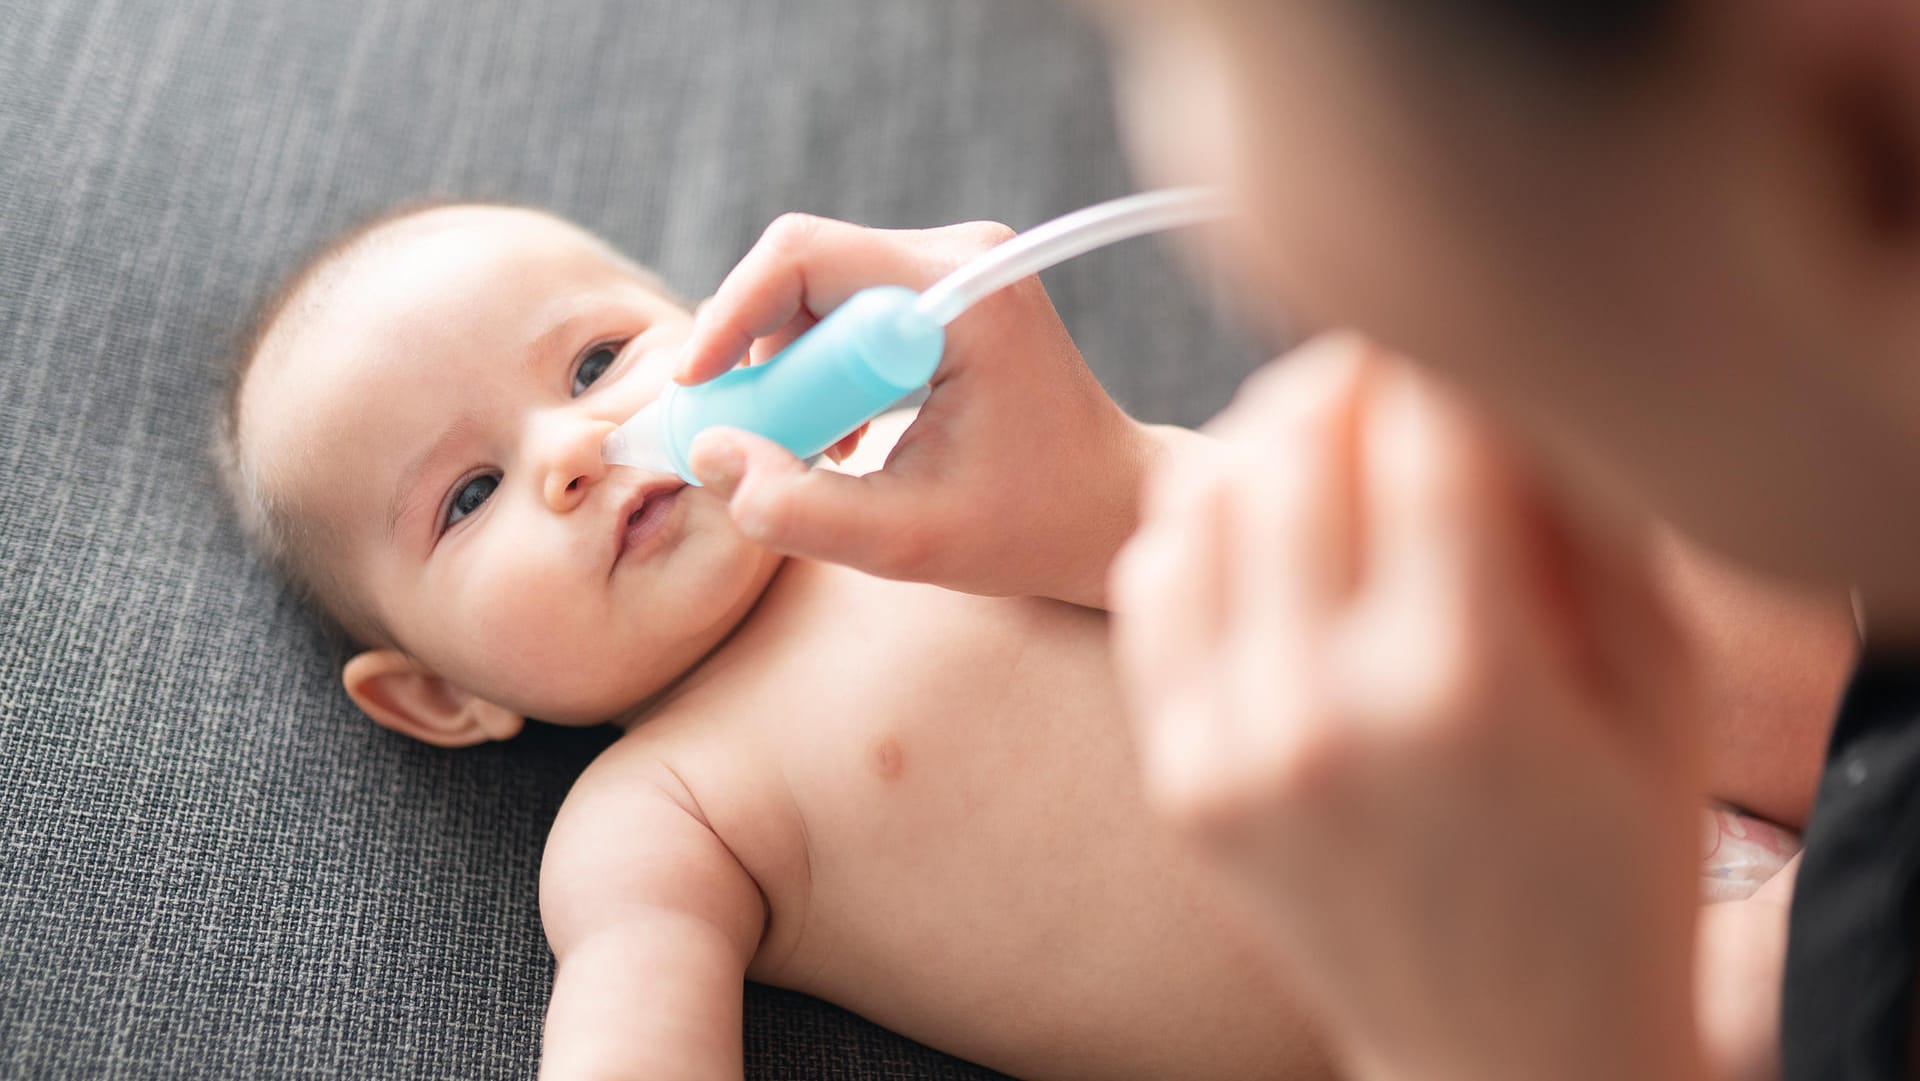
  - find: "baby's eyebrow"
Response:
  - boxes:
[381,293,638,545]
[386,417,480,543]
[526,305,597,374]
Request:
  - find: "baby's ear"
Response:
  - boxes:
[341,649,525,747]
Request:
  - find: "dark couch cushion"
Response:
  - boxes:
[0,0,1261,1076]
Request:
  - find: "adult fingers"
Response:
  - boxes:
[1216,335,1374,628]
[1342,365,1544,731]
[677,215,1008,385]
[1110,464,1236,810]
[688,427,941,580]
[746,307,817,368]
[1210,355,1372,779]
[824,423,870,466]
[677,215,910,384]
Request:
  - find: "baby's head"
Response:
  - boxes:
[221,204,781,744]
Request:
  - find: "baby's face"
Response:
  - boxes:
[242,207,780,726]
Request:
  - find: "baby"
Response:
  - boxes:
[221,203,1332,1081]
[221,203,1838,1081]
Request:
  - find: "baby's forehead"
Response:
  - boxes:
[324,207,630,323]
[242,208,647,511]
[264,206,650,385]
[255,208,607,371]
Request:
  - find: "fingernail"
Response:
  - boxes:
[690,436,745,493]
[732,496,772,542]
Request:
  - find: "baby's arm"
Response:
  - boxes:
[538,761,764,1081]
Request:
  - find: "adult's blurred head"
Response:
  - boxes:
[1087,0,1920,618]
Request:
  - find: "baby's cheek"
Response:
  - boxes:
[447,560,598,681]
[436,498,771,723]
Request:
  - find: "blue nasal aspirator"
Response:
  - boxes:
[601,286,940,481]
[602,188,1227,482]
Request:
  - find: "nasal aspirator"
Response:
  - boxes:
[602,188,1227,481]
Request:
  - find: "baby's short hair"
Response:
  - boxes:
[214,200,464,651]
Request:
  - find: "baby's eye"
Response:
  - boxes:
[571,341,627,397]
[443,473,499,531]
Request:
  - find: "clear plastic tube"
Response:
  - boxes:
[606,188,1230,479]
[913,187,1228,327]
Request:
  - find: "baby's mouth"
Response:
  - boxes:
[615,484,686,567]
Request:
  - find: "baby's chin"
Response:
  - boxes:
[419,495,785,734]
[583,537,786,727]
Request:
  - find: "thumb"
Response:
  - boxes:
[688,427,935,579]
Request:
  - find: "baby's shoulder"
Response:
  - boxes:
[543,714,789,880]
[539,732,765,952]
[548,728,716,856]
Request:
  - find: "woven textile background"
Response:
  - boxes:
[0,1,1262,1077]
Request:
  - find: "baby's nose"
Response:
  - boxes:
[543,469,593,513]
[539,418,615,513]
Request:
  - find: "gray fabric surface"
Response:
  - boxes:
[0,1,1264,1077]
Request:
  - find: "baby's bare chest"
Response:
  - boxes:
[789,589,1125,826]
[577,573,1311,1079]
[738,594,1189,969]
[674,578,1144,962]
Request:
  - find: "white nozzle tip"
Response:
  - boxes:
[601,427,632,464]
[603,401,678,473]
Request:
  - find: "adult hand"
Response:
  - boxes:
[1697,857,1797,1081]
[1110,335,1710,1081]
[677,213,1151,608]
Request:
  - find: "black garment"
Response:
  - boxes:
[1784,655,1920,1079]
